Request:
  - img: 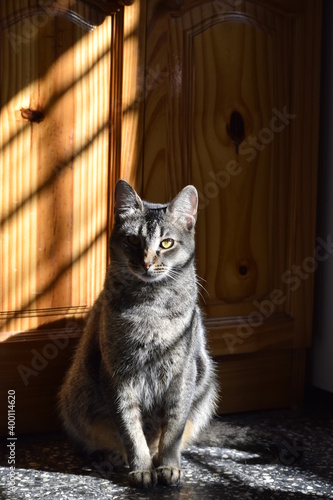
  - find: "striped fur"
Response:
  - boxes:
[59,180,218,488]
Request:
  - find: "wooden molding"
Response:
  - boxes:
[0,0,134,32]
[167,0,309,19]
[1,324,84,344]
[84,0,135,13]
[0,305,88,319]
[206,312,295,356]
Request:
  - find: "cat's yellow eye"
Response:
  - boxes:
[127,235,141,246]
[160,238,174,249]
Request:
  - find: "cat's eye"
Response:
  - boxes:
[127,235,141,247]
[160,238,174,249]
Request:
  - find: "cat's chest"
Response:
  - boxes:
[122,304,194,351]
[113,317,192,384]
[132,354,180,409]
[108,304,197,407]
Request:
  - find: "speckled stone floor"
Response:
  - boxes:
[1,406,333,500]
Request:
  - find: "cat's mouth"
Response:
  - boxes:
[129,263,168,282]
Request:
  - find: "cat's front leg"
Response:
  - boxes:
[117,385,157,488]
[155,372,198,487]
[127,437,157,489]
[155,411,187,486]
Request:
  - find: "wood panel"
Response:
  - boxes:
[142,0,321,358]
[0,4,119,341]
[0,335,79,434]
[143,1,282,310]
[215,350,297,414]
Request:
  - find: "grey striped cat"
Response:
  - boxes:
[59,180,218,488]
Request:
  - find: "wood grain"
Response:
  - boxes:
[0,6,115,339]
[142,0,321,353]
[120,0,146,192]
[215,349,296,414]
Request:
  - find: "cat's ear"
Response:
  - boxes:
[114,180,143,216]
[168,185,198,230]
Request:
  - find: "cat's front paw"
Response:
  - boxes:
[128,469,158,489]
[156,466,183,486]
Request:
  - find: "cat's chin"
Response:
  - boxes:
[137,272,167,283]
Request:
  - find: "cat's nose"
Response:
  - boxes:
[143,260,153,271]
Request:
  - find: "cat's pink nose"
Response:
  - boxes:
[143,260,153,271]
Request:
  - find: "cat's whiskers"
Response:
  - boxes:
[196,275,209,304]
[165,272,178,283]
[166,268,186,285]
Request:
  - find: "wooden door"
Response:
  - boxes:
[141,0,322,412]
[0,0,129,433]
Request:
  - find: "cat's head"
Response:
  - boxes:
[110,180,198,283]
